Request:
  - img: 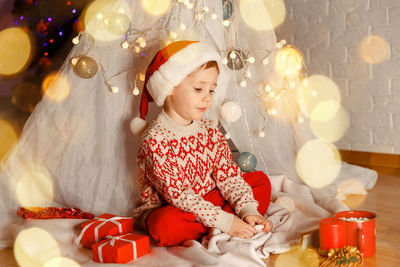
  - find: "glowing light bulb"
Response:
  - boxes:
[225,132,231,139]
[139,73,145,81]
[211,13,218,20]
[264,84,272,92]
[179,23,186,30]
[133,86,139,95]
[268,91,275,98]
[223,20,230,27]
[297,116,304,123]
[262,57,269,65]
[72,36,80,44]
[229,51,236,59]
[246,56,255,63]
[70,57,79,65]
[245,70,251,78]
[222,57,228,65]
[111,86,119,93]
[203,6,209,13]
[136,37,144,44]
[139,40,146,48]
[259,131,265,138]
[121,40,129,49]
[96,13,103,20]
[240,80,247,87]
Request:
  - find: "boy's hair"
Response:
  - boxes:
[200,61,220,73]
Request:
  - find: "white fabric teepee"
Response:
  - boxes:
[1,0,376,257]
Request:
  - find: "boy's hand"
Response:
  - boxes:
[228,216,257,239]
[243,215,273,233]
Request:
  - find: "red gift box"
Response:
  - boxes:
[76,213,134,248]
[92,233,150,263]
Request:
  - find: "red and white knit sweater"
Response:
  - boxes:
[133,110,260,233]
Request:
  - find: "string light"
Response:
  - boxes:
[240,80,247,87]
[121,40,129,49]
[246,56,255,64]
[223,20,230,27]
[72,36,79,44]
[211,13,218,20]
[133,86,140,95]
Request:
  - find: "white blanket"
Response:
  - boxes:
[11,175,350,267]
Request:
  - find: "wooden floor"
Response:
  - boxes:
[1,166,399,266]
[264,165,400,267]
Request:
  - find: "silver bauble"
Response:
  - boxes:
[237,152,257,172]
[227,49,245,70]
[73,56,98,79]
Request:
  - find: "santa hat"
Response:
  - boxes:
[130,40,222,135]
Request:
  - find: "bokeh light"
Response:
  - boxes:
[0,119,18,162]
[0,27,34,76]
[141,0,171,16]
[296,139,341,189]
[239,0,275,31]
[42,71,70,102]
[337,179,367,209]
[83,0,131,41]
[43,257,81,267]
[262,0,286,29]
[16,164,54,207]
[297,75,341,119]
[14,227,61,267]
[275,245,320,267]
[360,35,389,64]
[310,103,349,142]
[11,82,41,113]
[274,46,304,78]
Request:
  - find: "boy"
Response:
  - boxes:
[131,40,273,247]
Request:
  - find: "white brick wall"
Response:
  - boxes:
[275,0,400,154]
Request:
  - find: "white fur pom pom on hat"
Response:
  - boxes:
[130,117,148,136]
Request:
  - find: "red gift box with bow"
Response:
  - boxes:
[92,233,150,263]
[76,213,134,248]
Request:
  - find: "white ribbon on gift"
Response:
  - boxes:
[97,234,137,263]
[75,216,130,245]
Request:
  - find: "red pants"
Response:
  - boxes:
[146,171,271,247]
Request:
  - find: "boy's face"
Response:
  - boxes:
[165,66,219,125]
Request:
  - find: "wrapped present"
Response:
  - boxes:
[92,233,150,263]
[17,207,94,219]
[76,213,134,248]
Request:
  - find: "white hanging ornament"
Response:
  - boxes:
[221,101,242,123]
